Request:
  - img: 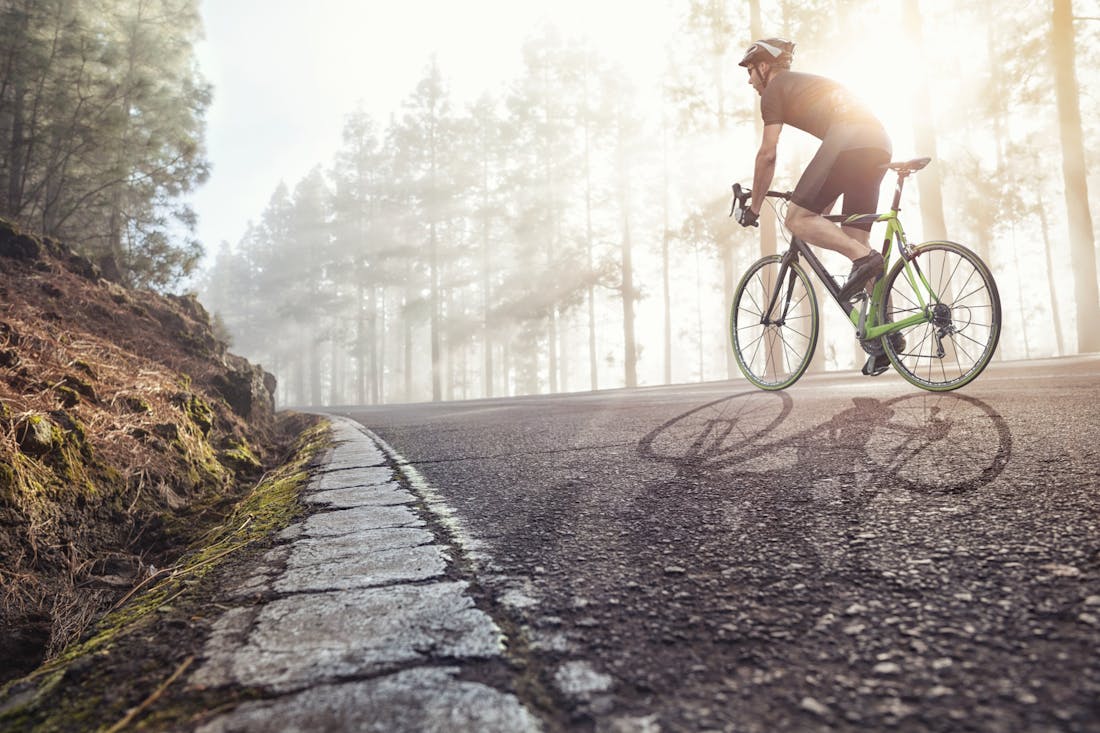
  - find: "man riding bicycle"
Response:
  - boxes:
[735,38,891,304]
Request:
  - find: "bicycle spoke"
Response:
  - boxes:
[882,243,1000,390]
[746,328,766,376]
[892,286,922,313]
[731,257,818,389]
[745,281,766,318]
[953,330,989,354]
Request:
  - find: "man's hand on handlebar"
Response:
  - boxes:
[737,206,759,228]
[730,183,759,227]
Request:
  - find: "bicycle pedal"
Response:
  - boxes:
[861,354,890,377]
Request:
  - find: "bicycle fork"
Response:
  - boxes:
[761,261,800,326]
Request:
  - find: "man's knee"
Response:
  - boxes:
[785,205,812,236]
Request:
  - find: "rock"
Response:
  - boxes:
[214,353,276,421]
[61,375,97,403]
[873,662,901,675]
[1040,563,1081,577]
[15,414,61,456]
[0,228,42,260]
[554,661,613,697]
[800,696,830,717]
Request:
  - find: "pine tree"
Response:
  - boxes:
[1051,0,1100,352]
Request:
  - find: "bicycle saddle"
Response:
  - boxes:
[886,157,932,173]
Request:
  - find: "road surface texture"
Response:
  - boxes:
[204,356,1099,732]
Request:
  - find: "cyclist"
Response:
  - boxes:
[734,38,891,303]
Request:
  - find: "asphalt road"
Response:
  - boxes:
[339,356,1100,732]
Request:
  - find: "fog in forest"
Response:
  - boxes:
[198,1,1100,407]
[3,1,1096,407]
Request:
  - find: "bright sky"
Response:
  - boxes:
[191,0,675,259]
[190,1,1025,262]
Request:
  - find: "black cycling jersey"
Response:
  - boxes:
[760,70,888,149]
[759,70,892,228]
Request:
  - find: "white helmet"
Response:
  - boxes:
[738,38,795,68]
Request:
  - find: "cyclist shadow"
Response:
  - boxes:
[637,390,1013,495]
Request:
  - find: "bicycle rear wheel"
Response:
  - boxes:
[879,241,1001,391]
[730,255,819,390]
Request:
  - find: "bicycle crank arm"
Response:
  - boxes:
[853,293,870,339]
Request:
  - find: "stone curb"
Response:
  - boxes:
[190,415,542,732]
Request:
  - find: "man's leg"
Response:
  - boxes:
[786,204,883,300]
[785,204,874,261]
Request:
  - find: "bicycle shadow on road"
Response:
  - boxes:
[638,390,1012,494]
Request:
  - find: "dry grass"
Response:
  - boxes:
[0,222,278,681]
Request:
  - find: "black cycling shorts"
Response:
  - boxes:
[791,125,891,232]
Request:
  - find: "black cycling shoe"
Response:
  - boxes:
[838,251,885,302]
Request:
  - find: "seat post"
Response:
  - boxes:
[890,171,909,213]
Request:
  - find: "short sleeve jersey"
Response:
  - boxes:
[760,70,881,140]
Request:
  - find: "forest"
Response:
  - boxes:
[2,1,1098,407]
[0,0,208,289]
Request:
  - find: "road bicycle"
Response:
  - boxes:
[728,157,1001,392]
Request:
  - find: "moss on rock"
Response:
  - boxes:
[15,414,63,457]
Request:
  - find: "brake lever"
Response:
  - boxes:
[730,183,749,219]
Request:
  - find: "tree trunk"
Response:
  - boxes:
[482,168,494,399]
[695,243,706,381]
[6,83,26,214]
[903,0,948,244]
[1052,0,1100,353]
[369,283,379,404]
[309,330,323,406]
[544,71,559,395]
[622,213,638,388]
[330,320,342,404]
[293,330,306,406]
[378,287,387,403]
[1037,187,1066,356]
[429,219,442,401]
[661,116,673,384]
[748,0,779,379]
[720,243,735,378]
[584,104,599,391]
[356,280,367,405]
[403,291,413,402]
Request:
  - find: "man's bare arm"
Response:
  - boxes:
[751,123,782,214]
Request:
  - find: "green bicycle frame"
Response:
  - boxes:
[834,172,943,340]
[844,210,934,340]
[755,166,943,343]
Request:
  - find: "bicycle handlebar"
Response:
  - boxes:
[729,183,792,219]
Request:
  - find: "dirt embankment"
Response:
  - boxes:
[0,217,295,682]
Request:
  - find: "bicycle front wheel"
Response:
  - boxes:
[880,241,1001,391]
[730,255,819,390]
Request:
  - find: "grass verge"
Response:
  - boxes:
[0,416,332,732]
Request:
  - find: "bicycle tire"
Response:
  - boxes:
[730,255,819,390]
[879,241,1001,391]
